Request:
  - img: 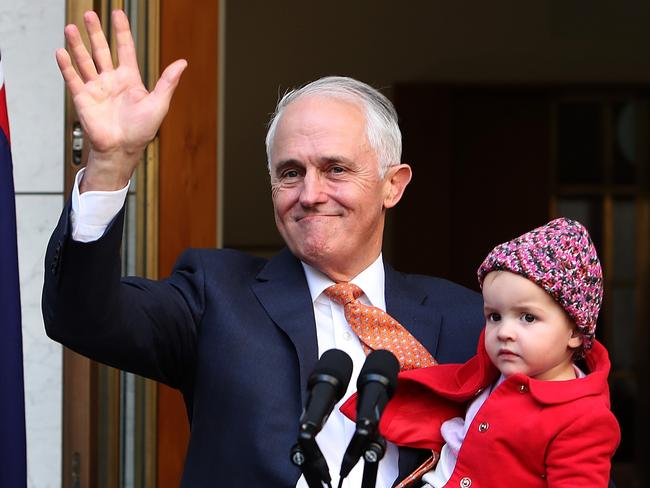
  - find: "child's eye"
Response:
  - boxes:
[488,313,501,322]
[521,313,536,323]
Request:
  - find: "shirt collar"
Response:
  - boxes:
[302,254,386,310]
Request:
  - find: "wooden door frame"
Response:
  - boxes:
[62,0,220,486]
[155,0,220,485]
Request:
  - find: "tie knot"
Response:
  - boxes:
[323,283,364,305]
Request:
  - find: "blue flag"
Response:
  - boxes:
[0,51,27,487]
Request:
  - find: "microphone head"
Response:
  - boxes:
[308,349,353,401]
[357,349,399,397]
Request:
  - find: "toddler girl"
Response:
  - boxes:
[344,218,620,487]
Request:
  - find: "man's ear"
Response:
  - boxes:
[568,329,583,350]
[383,164,412,209]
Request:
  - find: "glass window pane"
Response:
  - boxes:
[121,372,136,488]
[613,102,637,184]
[555,197,603,250]
[557,102,603,184]
[121,194,138,277]
[613,199,636,282]
[609,287,637,370]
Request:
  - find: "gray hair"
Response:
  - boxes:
[265,76,402,177]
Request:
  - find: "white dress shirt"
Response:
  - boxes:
[70,168,399,487]
[70,168,130,242]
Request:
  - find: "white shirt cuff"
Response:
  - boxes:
[70,168,130,242]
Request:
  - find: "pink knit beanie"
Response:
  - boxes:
[477,218,603,356]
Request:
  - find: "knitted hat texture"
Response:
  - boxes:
[477,218,603,356]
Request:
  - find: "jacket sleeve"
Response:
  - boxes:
[545,406,620,487]
[340,366,468,451]
[42,203,203,390]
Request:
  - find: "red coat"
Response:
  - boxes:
[341,333,620,487]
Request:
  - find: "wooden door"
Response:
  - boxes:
[156,0,219,486]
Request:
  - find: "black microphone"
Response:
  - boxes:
[339,349,399,480]
[299,349,354,438]
[291,349,353,488]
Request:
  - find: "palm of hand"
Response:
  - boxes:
[74,65,158,154]
[57,10,186,188]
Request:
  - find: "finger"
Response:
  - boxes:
[151,59,188,108]
[64,23,98,82]
[84,11,113,73]
[55,48,85,97]
[112,10,139,70]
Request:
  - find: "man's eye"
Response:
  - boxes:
[488,313,501,322]
[522,313,536,323]
[282,170,299,178]
[330,166,345,174]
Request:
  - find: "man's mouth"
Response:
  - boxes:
[296,214,338,222]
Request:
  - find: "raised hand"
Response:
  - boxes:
[56,10,187,192]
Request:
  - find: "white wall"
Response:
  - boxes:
[0,1,65,486]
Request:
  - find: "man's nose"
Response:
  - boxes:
[299,171,328,206]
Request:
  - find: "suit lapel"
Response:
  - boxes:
[384,263,442,359]
[251,248,319,406]
[384,263,443,483]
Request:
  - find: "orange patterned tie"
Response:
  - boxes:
[324,283,437,371]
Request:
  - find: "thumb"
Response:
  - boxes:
[152,59,188,107]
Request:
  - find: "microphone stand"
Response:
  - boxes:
[337,426,386,488]
[360,432,386,488]
[291,432,332,488]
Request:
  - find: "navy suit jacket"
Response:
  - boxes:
[43,206,484,487]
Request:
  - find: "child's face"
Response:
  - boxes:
[482,271,583,381]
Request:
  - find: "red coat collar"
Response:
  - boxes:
[518,339,611,406]
[340,331,612,450]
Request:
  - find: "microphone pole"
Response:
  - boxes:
[338,350,399,486]
[360,433,386,488]
[291,349,353,488]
